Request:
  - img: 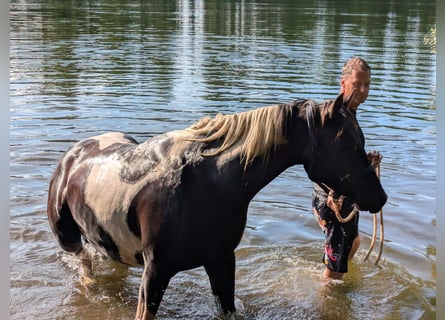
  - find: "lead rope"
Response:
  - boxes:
[363,162,384,266]
[326,190,359,223]
[323,161,384,266]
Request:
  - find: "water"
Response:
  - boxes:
[10,0,436,319]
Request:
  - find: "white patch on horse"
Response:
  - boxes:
[82,130,200,266]
[85,159,144,266]
[95,132,133,150]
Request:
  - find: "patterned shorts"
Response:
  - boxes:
[312,186,359,273]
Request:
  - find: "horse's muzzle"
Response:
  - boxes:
[358,190,387,213]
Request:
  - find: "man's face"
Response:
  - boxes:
[340,69,371,110]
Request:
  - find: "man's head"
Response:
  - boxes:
[340,57,371,111]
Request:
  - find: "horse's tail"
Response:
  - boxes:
[47,162,83,255]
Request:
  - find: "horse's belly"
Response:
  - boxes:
[99,217,144,267]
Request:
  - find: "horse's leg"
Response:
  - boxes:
[47,192,96,286]
[135,251,172,320]
[204,251,236,315]
[78,247,95,286]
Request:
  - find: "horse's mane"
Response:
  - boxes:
[185,103,293,169]
[185,99,335,170]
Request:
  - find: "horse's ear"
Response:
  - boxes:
[332,93,344,113]
[343,88,357,110]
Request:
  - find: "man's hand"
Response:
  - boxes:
[327,192,343,214]
[367,150,382,169]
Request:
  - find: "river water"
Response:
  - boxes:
[10,0,436,319]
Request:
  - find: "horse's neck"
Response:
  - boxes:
[239,148,297,201]
[235,120,309,200]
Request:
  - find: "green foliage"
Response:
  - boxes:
[424,26,436,54]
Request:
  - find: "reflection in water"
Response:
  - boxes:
[10,0,435,319]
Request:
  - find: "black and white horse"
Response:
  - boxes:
[47,93,387,319]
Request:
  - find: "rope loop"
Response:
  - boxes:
[326,190,358,223]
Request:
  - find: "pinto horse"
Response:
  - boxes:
[47,93,387,319]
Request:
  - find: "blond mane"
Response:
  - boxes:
[186,105,292,170]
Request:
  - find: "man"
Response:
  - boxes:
[313,56,382,282]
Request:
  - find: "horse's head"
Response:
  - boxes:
[302,93,387,213]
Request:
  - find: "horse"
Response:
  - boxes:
[47,93,387,319]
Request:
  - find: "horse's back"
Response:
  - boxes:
[48,132,139,203]
[80,131,139,150]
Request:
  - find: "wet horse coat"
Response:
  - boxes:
[47,94,387,319]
